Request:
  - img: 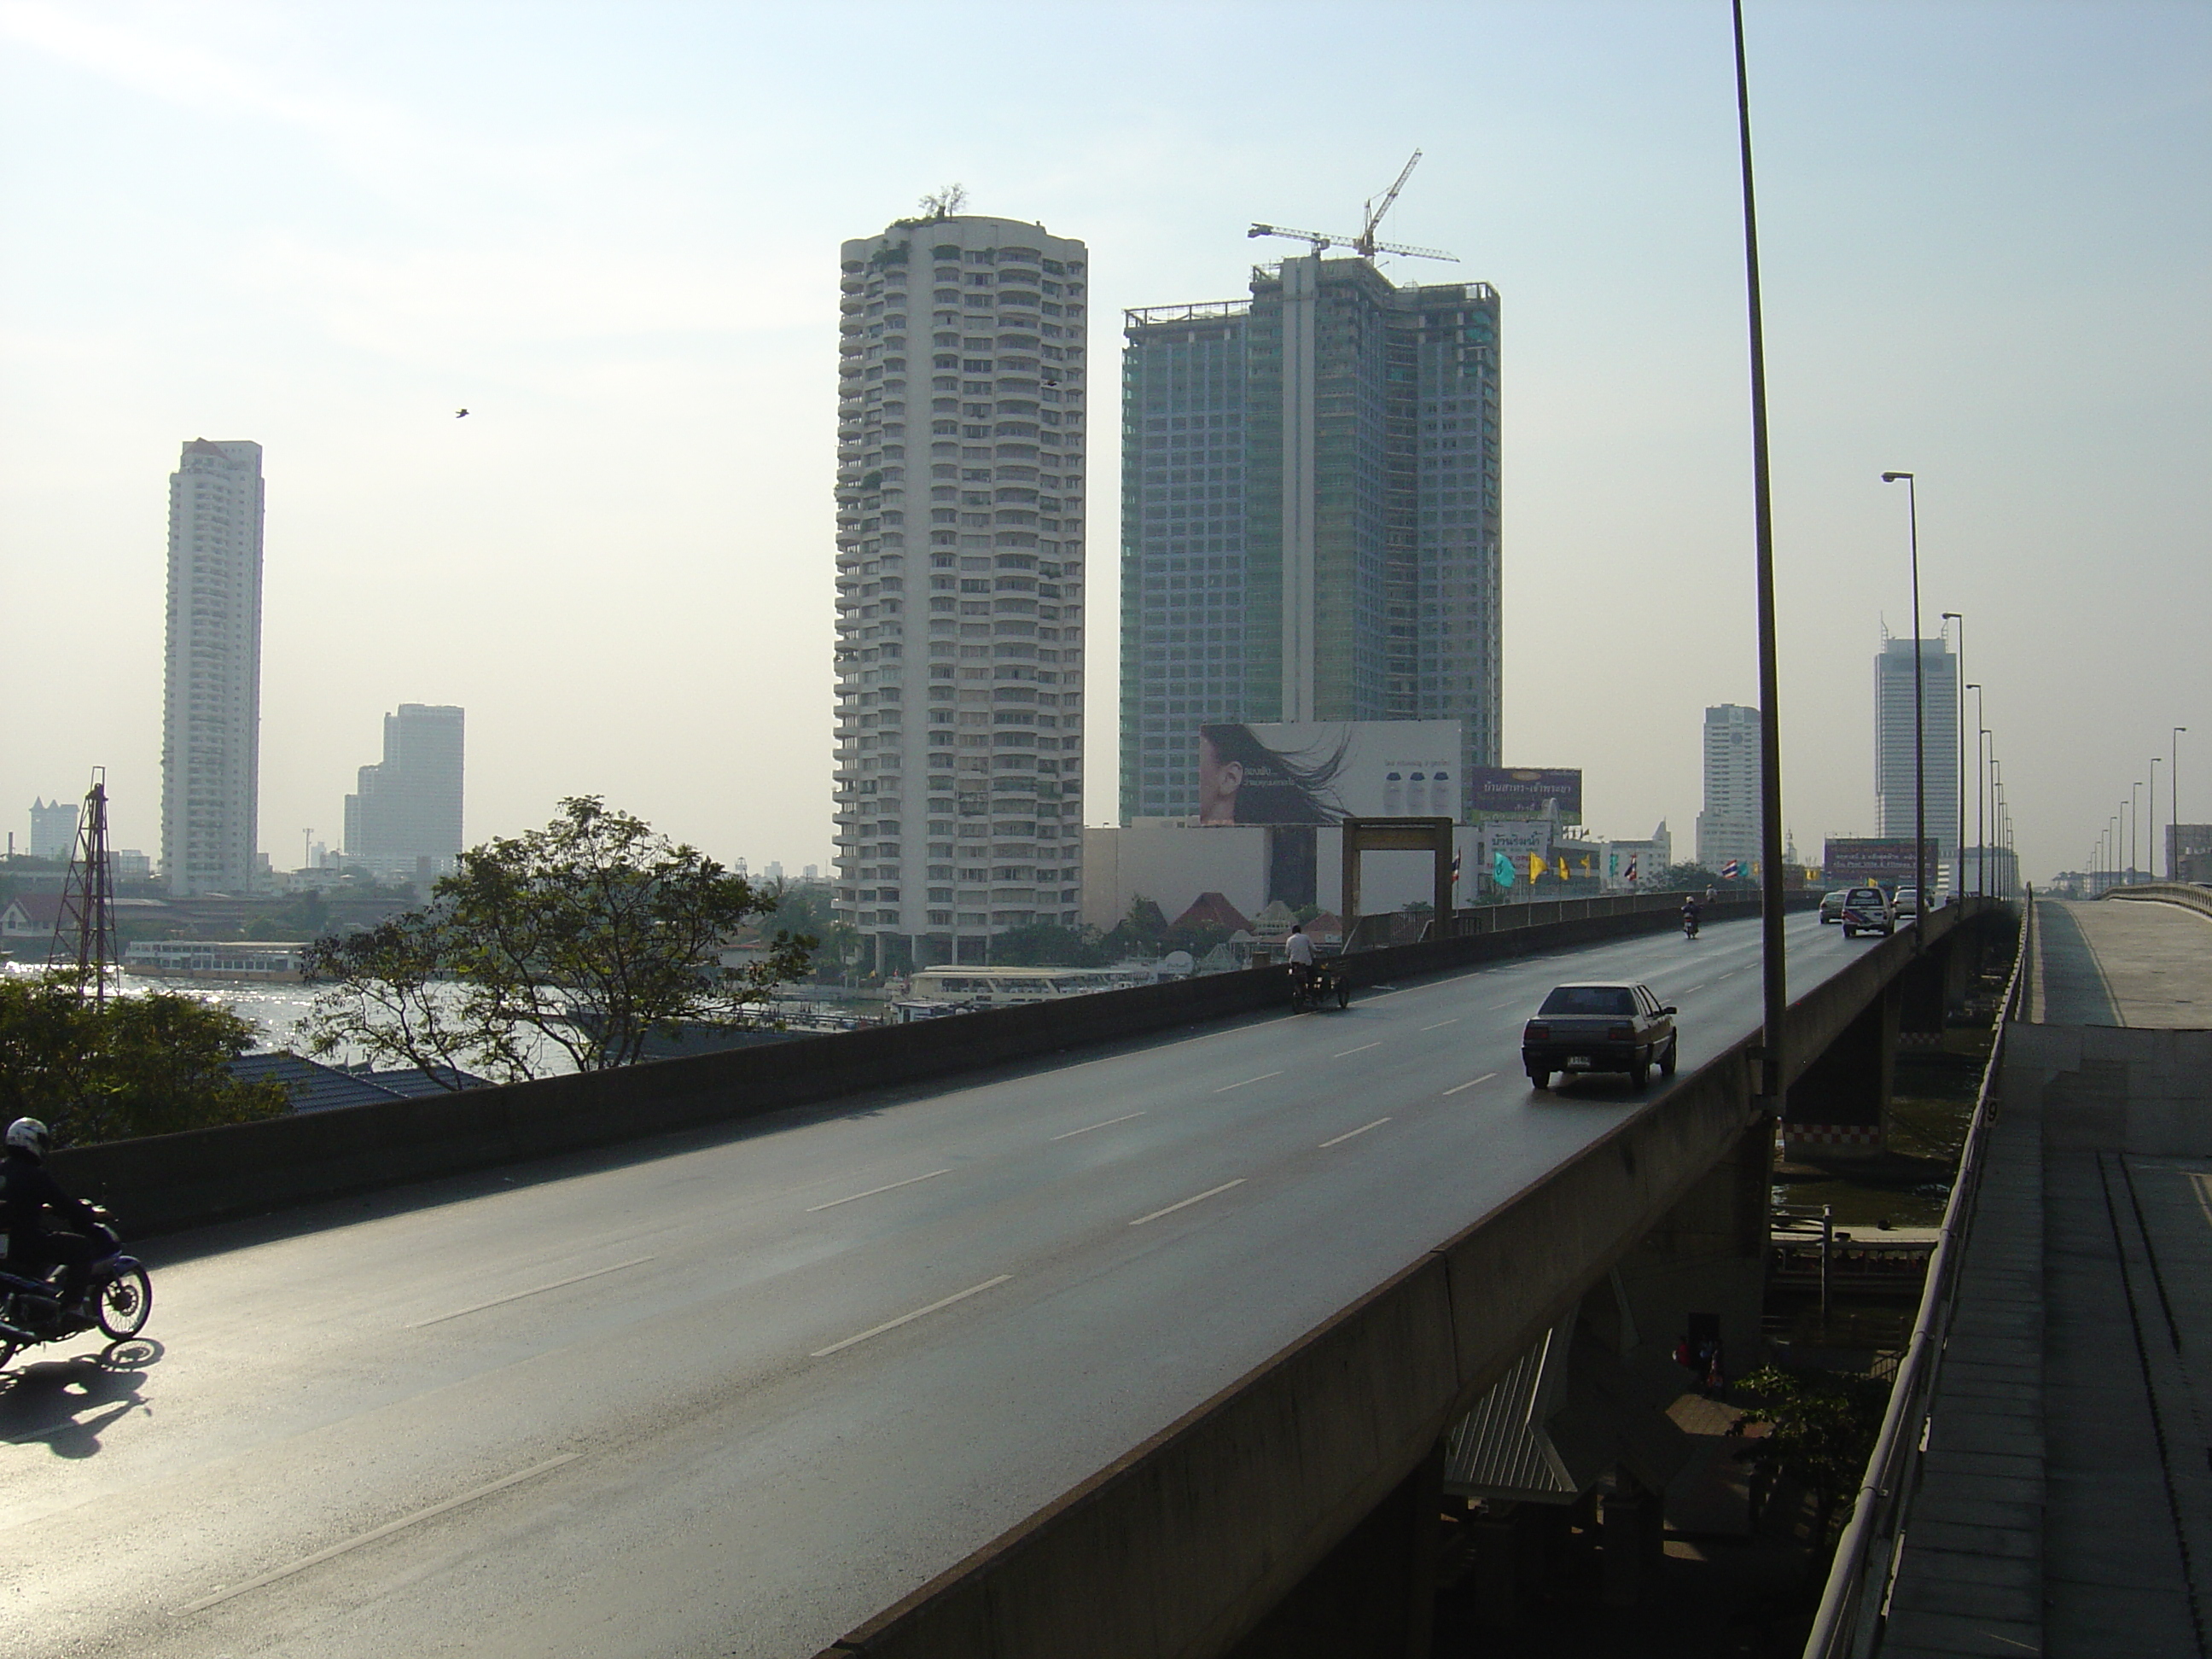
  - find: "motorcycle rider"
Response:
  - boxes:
[1681,894,1703,936]
[1284,923,1318,994]
[1,1118,115,1319]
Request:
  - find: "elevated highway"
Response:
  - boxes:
[2,906,1991,1657]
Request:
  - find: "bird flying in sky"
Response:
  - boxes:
[455,408,469,418]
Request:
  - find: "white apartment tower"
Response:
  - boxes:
[1697,703,1761,874]
[162,439,265,894]
[831,213,1089,972]
[1875,632,1959,891]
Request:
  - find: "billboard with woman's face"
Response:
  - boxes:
[1196,722,1463,824]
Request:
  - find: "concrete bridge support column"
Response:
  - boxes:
[1614,1111,1775,1377]
[1784,984,1897,1159]
[1896,935,1950,1051]
[1222,1441,1443,1659]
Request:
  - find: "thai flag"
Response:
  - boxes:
[1451,847,1462,887]
[1720,859,1743,880]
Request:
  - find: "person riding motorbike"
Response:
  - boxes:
[1681,894,1703,937]
[1284,923,1318,995]
[0,1118,115,1320]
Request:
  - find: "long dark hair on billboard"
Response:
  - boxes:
[1198,724,1352,824]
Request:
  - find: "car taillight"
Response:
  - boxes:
[1608,1025,1633,1041]
[1525,1022,1549,1042]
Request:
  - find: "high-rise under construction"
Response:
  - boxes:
[1120,253,1500,821]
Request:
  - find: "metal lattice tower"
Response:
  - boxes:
[48,768,120,1004]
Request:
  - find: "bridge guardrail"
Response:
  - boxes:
[1802,891,2034,1659]
[2103,880,2212,919]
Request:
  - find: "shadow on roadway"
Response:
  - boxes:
[1,1338,163,1458]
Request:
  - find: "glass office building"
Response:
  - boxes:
[1120,253,1500,822]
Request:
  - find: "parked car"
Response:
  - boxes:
[1522,981,1677,1091]
[1819,889,1848,923]
[1893,886,1922,918]
[1840,887,1895,938]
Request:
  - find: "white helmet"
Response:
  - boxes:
[5,1118,50,1157]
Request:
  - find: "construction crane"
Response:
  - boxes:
[1248,148,1458,264]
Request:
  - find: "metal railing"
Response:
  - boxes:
[2104,880,2212,919]
[1802,892,2034,1658]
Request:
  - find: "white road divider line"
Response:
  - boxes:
[1332,1041,1382,1058]
[406,1259,655,1329]
[1680,984,1707,995]
[1419,1018,1461,1031]
[1130,1179,1247,1227]
[806,1168,952,1212]
[173,1453,581,1615]
[1214,1071,1283,1093]
[1443,1073,1499,1096]
[1319,1118,1392,1149]
[811,1275,1014,1359]
[1051,1111,1147,1141]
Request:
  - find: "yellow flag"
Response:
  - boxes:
[1556,857,1571,880]
[1528,853,1544,882]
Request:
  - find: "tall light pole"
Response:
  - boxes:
[1882,471,1925,935]
[1732,0,1788,1107]
[2133,782,2145,884]
[1968,681,1986,892]
[2150,757,2163,886]
[1943,614,1963,902]
[2175,728,2189,879]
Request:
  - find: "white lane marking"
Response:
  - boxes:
[174,1454,580,1615]
[805,1168,952,1212]
[1419,1018,1461,1031]
[810,1275,1013,1359]
[1319,1117,1392,1149]
[1443,1073,1499,1096]
[1214,1070,1283,1092]
[1332,1041,1382,1058]
[1716,972,1737,981]
[1488,999,1520,1010]
[1130,1179,1247,1227]
[1679,984,1707,995]
[1051,1111,1146,1141]
[406,1259,655,1329]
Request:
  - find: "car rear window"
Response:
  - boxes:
[1848,889,1883,905]
[1539,987,1636,1016]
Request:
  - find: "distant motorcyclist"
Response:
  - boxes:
[0,1119,114,1318]
[1285,923,1318,991]
[1681,894,1703,937]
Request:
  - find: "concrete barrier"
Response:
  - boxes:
[2104,881,2212,920]
[49,894,1798,1237]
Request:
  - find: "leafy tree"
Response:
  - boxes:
[1661,862,1722,891]
[303,797,814,1084]
[767,882,863,983]
[0,975,288,1149]
[1164,919,1233,960]
[1100,896,1168,959]
[989,921,1107,967]
[1736,1363,1891,1543]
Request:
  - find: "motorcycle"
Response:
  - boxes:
[1682,910,1701,939]
[1288,958,1352,1013]
[0,1212,152,1370]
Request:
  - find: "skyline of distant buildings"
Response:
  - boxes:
[830,213,1091,971]
[1119,253,1503,823]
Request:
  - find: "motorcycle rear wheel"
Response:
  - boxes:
[96,1265,152,1340]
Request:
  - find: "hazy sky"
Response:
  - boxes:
[3,1,2205,883]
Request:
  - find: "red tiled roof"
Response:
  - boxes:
[1171,891,1251,934]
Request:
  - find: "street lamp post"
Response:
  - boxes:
[2133,783,2145,885]
[2150,757,2163,887]
[1944,613,1963,902]
[1882,471,1925,939]
[1968,681,1986,893]
[1732,0,1788,1107]
[2175,728,2190,880]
